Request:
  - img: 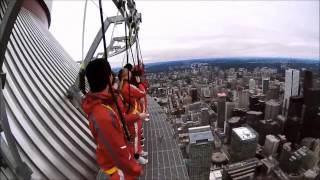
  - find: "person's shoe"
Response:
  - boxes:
[141,151,148,156]
[141,138,145,142]
[137,156,148,165]
[145,118,150,122]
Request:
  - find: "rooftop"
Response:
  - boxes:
[188,126,214,144]
[233,127,257,141]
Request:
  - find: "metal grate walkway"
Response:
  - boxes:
[140,97,189,180]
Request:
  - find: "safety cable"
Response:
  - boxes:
[98,0,130,141]
[123,3,131,113]
[81,0,88,61]
[137,34,144,65]
[128,26,136,67]
[98,0,107,59]
[129,44,136,67]
[135,34,140,67]
[90,0,107,16]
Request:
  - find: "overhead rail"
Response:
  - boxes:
[68,0,142,107]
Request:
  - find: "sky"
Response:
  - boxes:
[49,0,320,67]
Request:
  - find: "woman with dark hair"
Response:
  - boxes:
[118,68,149,165]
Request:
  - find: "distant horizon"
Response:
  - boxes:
[143,56,320,64]
[111,56,320,68]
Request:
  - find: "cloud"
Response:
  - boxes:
[50,0,320,65]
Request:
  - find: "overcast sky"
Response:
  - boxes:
[49,0,319,67]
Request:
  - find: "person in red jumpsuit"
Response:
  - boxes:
[133,64,149,121]
[131,69,149,155]
[81,59,142,180]
[118,68,149,165]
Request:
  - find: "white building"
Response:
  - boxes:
[249,79,256,90]
[264,135,280,157]
[283,69,300,115]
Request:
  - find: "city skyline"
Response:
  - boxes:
[148,59,320,179]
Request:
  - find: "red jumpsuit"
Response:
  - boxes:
[82,91,142,180]
[120,81,145,154]
[137,83,147,152]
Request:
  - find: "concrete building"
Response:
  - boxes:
[265,100,281,120]
[262,78,270,94]
[284,116,302,145]
[239,90,250,109]
[226,102,235,121]
[266,85,280,100]
[188,126,214,180]
[264,135,280,157]
[222,158,261,180]
[217,92,227,130]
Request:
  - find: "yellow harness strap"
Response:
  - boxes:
[104,166,118,175]
[102,104,116,115]
[133,101,139,114]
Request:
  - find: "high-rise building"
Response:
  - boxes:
[226,102,235,120]
[284,116,302,144]
[230,126,259,162]
[266,85,280,100]
[303,70,313,96]
[232,108,247,118]
[287,95,304,118]
[188,126,214,180]
[264,100,281,120]
[249,79,256,90]
[302,88,320,138]
[226,116,242,144]
[246,111,263,130]
[249,95,259,111]
[217,93,226,130]
[262,78,270,94]
[257,119,282,145]
[263,134,280,156]
[202,87,211,98]
[200,107,210,126]
[239,89,250,109]
[190,87,199,102]
[283,69,300,115]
